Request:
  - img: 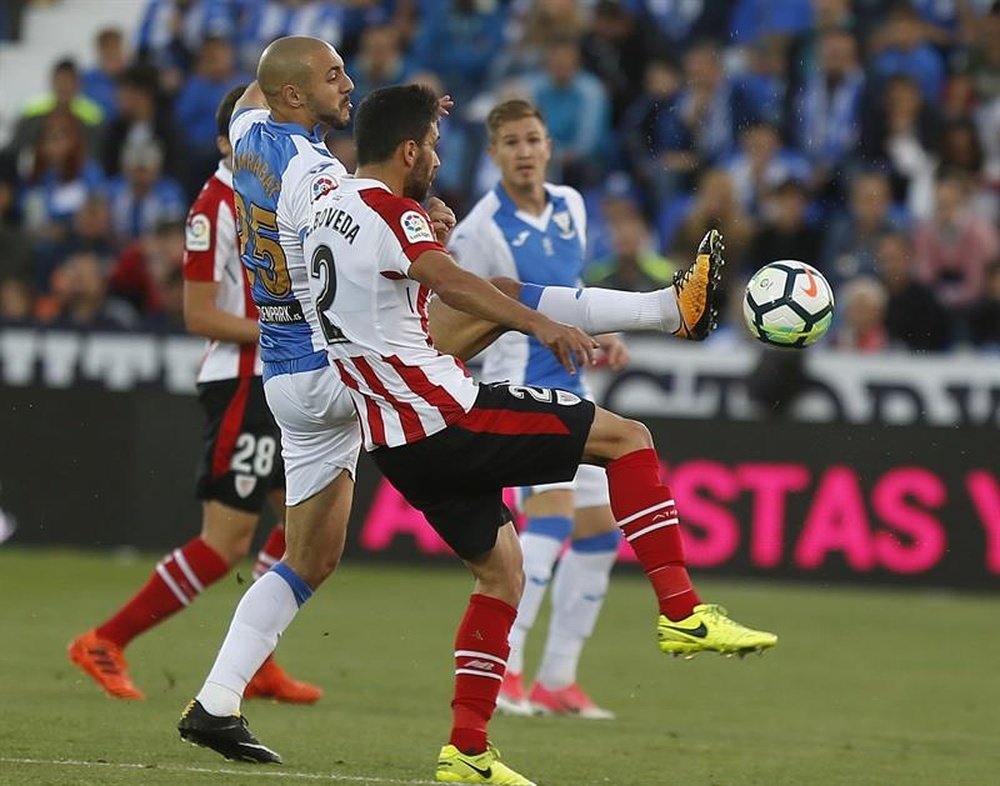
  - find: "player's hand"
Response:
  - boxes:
[427,196,457,244]
[437,94,454,117]
[530,317,599,375]
[596,333,630,371]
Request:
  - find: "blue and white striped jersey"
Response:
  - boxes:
[229,108,347,374]
[449,182,589,396]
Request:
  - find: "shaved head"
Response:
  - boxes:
[256,36,354,130]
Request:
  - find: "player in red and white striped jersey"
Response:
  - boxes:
[68,86,320,705]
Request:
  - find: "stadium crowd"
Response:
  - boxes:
[0,0,997,352]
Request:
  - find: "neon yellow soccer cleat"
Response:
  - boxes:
[672,228,726,340]
[658,603,777,657]
[436,743,537,785]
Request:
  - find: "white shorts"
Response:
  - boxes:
[263,366,361,506]
[518,463,610,510]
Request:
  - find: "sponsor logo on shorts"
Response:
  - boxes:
[400,210,434,243]
[235,474,258,499]
[186,213,211,251]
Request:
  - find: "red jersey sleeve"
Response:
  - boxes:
[183,178,235,283]
[358,187,445,274]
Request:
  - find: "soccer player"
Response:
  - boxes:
[68,85,321,704]
[176,38,766,778]
[450,99,627,720]
[312,84,777,784]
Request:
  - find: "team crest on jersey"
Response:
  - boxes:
[400,210,434,243]
[234,474,258,499]
[185,213,211,251]
[552,210,575,239]
[311,174,338,202]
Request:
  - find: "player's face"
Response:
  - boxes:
[403,123,440,203]
[304,44,354,130]
[490,116,551,191]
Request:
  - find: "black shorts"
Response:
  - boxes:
[371,383,596,560]
[195,377,284,513]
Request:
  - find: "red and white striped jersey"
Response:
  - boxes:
[302,176,479,450]
[182,162,262,383]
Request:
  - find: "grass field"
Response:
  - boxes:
[1,548,997,785]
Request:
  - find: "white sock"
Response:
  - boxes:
[508,530,565,675]
[537,542,618,690]
[196,569,304,716]
[533,285,680,334]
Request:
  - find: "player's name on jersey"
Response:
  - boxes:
[309,205,360,244]
[233,150,280,199]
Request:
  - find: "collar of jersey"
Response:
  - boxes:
[265,116,325,144]
[493,181,554,215]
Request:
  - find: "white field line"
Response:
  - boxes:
[0,757,438,784]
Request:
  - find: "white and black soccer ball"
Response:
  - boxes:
[743,260,835,348]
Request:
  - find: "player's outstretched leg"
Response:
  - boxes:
[586,410,777,657]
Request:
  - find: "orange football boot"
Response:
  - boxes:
[68,629,145,700]
[245,655,322,703]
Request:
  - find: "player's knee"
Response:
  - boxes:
[622,418,653,452]
[489,276,521,299]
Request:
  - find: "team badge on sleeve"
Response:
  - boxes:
[186,213,211,251]
[400,210,434,243]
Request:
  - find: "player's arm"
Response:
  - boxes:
[233,81,268,115]
[409,249,597,374]
[183,280,259,344]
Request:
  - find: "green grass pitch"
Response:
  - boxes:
[1,548,997,785]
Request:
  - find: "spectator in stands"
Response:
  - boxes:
[793,27,866,200]
[875,231,951,350]
[586,211,675,292]
[174,36,245,195]
[914,170,1000,317]
[641,0,734,53]
[860,74,941,218]
[137,0,238,92]
[746,176,823,275]
[966,4,1000,103]
[0,276,34,324]
[729,0,813,46]
[938,116,996,221]
[10,59,103,161]
[724,121,811,219]
[106,140,186,243]
[737,35,787,127]
[672,168,755,270]
[970,260,1000,348]
[524,37,611,188]
[107,219,185,317]
[822,169,902,285]
[496,0,589,79]
[236,0,344,74]
[100,64,182,180]
[82,28,129,123]
[653,40,757,202]
[870,1,946,101]
[581,0,667,122]
[17,111,106,276]
[786,0,858,95]
[46,251,136,329]
[0,155,36,285]
[410,0,507,104]
[350,24,409,107]
[620,57,683,207]
[834,276,890,352]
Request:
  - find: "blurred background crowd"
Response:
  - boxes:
[0,0,997,353]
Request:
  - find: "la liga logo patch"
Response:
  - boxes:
[400,210,433,243]
[311,174,338,201]
[185,213,211,251]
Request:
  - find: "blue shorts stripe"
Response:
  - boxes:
[262,350,328,382]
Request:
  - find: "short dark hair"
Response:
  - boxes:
[354,84,440,166]
[217,84,248,139]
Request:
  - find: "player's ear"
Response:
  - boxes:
[401,139,418,166]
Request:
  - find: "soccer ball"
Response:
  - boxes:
[743,260,835,347]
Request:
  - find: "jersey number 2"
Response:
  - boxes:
[310,244,346,343]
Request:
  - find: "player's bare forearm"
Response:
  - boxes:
[234,81,267,114]
[184,282,260,344]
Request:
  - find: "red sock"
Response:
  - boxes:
[253,525,286,579]
[449,593,517,755]
[95,537,229,647]
[607,448,700,620]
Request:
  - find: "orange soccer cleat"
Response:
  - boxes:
[245,655,323,703]
[68,629,145,700]
[671,229,726,341]
[527,681,615,720]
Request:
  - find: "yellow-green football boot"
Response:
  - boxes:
[658,603,777,657]
[436,743,537,785]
